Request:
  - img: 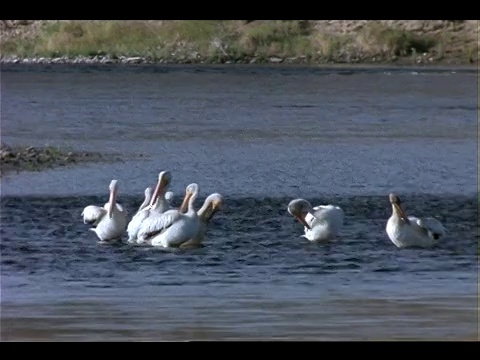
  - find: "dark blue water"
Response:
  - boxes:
[0,64,477,341]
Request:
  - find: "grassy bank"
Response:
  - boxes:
[1,20,477,65]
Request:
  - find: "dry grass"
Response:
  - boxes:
[0,20,472,64]
[310,32,352,60]
[354,22,437,57]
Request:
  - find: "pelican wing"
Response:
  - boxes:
[137,209,181,241]
[301,204,344,241]
[82,205,106,226]
[312,205,344,225]
[313,204,343,214]
[410,216,446,238]
[127,208,151,241]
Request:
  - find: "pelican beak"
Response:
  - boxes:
[150,175,170,207]
[295,213,311,230]
[160,174,170,189]
[393,203,409,223]
[150,183,162,208]
[179,191,192,213]
[107,186,116,219]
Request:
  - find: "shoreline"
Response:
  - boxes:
[1,55,476,71]
[2,20,477,69]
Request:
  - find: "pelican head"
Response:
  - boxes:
[145,186,153,197]
[109,179,118,191]
[202,193,223,222]
[389,193,409,223]
[159,170,172,188]
[287,198,313,230]
[137,186,154,212]
[179,183,199,213]
[165,191,174,203]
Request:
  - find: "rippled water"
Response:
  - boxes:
[0,64,478,341]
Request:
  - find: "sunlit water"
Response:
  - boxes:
[0,64,477,341]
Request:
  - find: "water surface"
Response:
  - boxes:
[1,64,477,341]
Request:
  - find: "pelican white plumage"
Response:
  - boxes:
[386,193,446,248]
[149,171,174,214]
[81,179,128,242]
[287,198,344,242]
[179,192,224,247]
[165,191,174,205]
[137,188,173,213]
[137,186,154,213]
[126,170,172,243]
[137,188,173,214]
[137,183,201,248]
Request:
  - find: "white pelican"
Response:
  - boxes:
[386,193,446,248]
[287,198,344,242]
[137,186,154,213]
[180,192,224,248]
[81,179,128,242]
[137,183,201,248]
[126,170,172,243]
[137,188,173,214]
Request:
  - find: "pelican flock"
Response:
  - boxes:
[82,170,224,248]
[81,170,447,250]
[137,183,201,247]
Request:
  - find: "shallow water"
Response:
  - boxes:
[0,64,478,341]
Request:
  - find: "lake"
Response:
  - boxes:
[0,64,477,341]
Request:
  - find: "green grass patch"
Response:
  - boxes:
[2,21,166,58]
[1,20,246,60]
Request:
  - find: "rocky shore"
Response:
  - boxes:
[0,144,116,176]
[0,53,447,66]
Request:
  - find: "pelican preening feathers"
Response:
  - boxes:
[82,172,446,250]
[287,193,446,247]
[287,198,344,242]
[386,193,446,248]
